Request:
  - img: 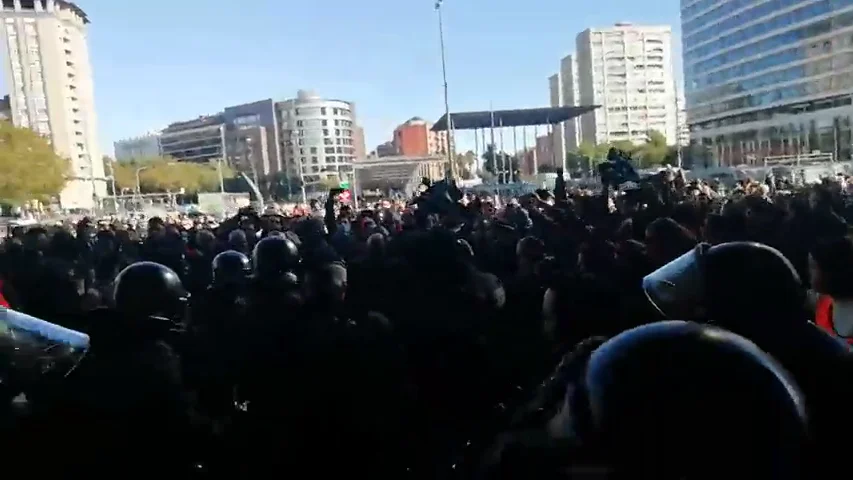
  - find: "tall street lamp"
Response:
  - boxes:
[134,165,149,196]
[436,0,455,179]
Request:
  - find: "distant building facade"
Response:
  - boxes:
[159,115,225,163]
[393,116,451,157]
[560,55,581,150]
[536,134,558,169]
[222,99,280,177]
[155,98,284,184]
[548,73,566,168]
[681,0,853,164]
[375,141,397,157]
[576,23,678,146]
[113,132,161,162]
[276,90,359,189]
[0,0,106,208]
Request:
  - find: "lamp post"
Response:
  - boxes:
[218,124,227,194]
[436,0,455,179]
[134,165,149,202]
[134,165,149,211]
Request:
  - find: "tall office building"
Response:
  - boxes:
[222,99,281,177]
[0,0,106,208]
[114,132,161,162]
[548,73,566,168]
[682,0,853,165]
[157,99,282,182]
[276,90,359,189]
[560,54,581,150]
[576,23,678,146]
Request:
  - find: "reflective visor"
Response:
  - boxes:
[642,244,709,320]
[0,307,90,385]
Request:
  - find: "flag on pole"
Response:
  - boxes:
[435,0,442,10]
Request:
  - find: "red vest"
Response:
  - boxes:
[0,279,9,308]
[816,295,853,345]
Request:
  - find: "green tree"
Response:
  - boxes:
[577,141,611,162]
[637,130,671,167]
[0,121,68,203]
[565,151,586,174]
[112,157,233,194]
[482,144,519,183]
[454,150,477,179]
[611,139,638,155]
[320,175,343,190]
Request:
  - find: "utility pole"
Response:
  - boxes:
[218,124,227,194]
[436,0,455,179]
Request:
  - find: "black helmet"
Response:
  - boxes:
[113,261,189,321]
[252,235,300,278]
[568,321,807,479]
[212,250,251,286]
[642,241,803,323]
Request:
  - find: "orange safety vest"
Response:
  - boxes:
[816,295,853,345]
[0,279,9,308]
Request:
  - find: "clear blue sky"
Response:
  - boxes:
[2,0,682,155]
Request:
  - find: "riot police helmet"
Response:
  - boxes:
[252,235,300,278]
[212,250,251,286]
[642,241,803,324]
[570,320,807,479]
[113,261,189,321]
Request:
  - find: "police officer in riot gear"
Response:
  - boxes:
[249,236,302,306]
[485,321,809,480]
[184,251,252,419]
[11,261,207,476]
[252,235,300,280]
[211,250,252,289]
[114,261,190,325]
[575,321,807,479]
[643,241,853,477]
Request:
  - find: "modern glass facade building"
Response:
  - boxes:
[682,0,853,165]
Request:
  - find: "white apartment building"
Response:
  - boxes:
[276,90,358,189]
[548,73,566,168]
[0,0,106,208]
[560,54,581,150]
[576,23,678,147]
[682,0,853,166]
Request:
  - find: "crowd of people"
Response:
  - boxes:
[0,164,852,479]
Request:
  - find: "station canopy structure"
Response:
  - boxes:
[431,105,598,131]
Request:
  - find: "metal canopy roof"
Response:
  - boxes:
[431,105,599,131]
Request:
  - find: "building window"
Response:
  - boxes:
[321,119,327,126]
[323,129,329,136]
[320,107,326,115]
[310,147,317,154]
[311,156,318,163]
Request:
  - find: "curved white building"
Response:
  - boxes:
[276,90,358,189]
[682,0,853,165]
[0,0,106,208]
